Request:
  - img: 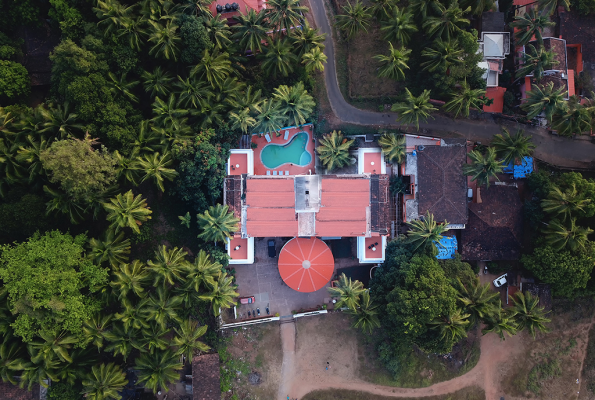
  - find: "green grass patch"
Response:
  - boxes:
[219,340,251,393]
[302,386,485,400]
[526,358,561,394]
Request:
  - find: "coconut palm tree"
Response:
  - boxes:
[103,190,152,234]
[191,49,233,88]
[460,0,496,14]
[420,38,464,72]
[142,67,174,98]
[232,9,268,53]
[380,6,417,45]
[108,73,140,103]
[200,272,239,316]
[273,82,316,127]
[266,0,308,34]
[491,128,536,166]
[348,290,380,334]
[0,339,27,385]
[423,2,470,41]
[148,245,188,288]
[463,147,503,188]
[104,324,142,361]
[443,80,487,118]
[316,130,355,171]
[173,319,210,362]
[88,230,131,268]
[456,277,499,326]
[373,43,410,81]
[175,76,213,110]
[510,9,555,46]
[391,89,437,130]
[509,292,551,339]
[516,44,558,82]
[118,15,148,51]
[205,15,232,49]
[0,137,25,187]
[408,0,442,20]
[541,184,591,220]
[147,20,181,61]
[262,38,299,78]
[94,0,136,36]
[429,308,470,342]
[81,363,128,400]
[482,301,518,340]
[184,250,221,294]
[551,95,593,137]
[29,331,78,364]
[151,94,189,131]
[19,355,60,389]
[43,185,87,224]
[135,350,183,394]
[302,47,328,73]
[197,204,239,243]
[83,314,112,352]
[336,0,372,39]
[57,348,98,385]
[111,260,150,299]
[378,132,406,164]
[253,99,285,135]
[521,82,567,121]
[16,134,54,183]
[145,286,183,329]
[138,323,169,354]
[406,211,448,252]
[291,20,326,58]
[229,108,256,134]
[181,0,213,18]
[327,273,365,310]
[41,102,84,139]
[543,218,593,252]
[370,0,398,20]
[136,152,178,192]
[228,86,263,114]
[536,0,570,15]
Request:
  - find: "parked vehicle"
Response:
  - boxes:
[239,296,255,304]
[268,240,276,258]
[493,273,508,288]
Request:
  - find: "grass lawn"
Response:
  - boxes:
[302,386,485,400]
[501,297,595,399]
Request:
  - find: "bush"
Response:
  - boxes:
[572,0,595,14]
[0,60,30,99]
[389,175,407,195]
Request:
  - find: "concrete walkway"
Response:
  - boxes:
[308,0,595,169]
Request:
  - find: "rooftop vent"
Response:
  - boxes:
[225,3,231,11]
[417,145,425,151]
[232,2,239,9]
[216,4,223,12]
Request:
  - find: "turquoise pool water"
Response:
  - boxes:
[261,132,312,169]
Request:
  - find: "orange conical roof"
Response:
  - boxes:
[278,237,334,293]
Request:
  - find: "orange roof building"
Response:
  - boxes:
[209,0,266,23]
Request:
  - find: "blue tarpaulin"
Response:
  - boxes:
[434,236,457,259]
[502,157,533,179]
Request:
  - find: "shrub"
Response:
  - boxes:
[0,60,30,99]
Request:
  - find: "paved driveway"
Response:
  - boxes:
[233,238,330,318]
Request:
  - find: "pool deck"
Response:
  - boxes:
[252,124,316,176]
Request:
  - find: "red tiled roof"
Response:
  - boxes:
[245,178,298,237]
[317,178,369,236]
[483,86,507,113]
[279,237,334,292]
[568,69,575,97]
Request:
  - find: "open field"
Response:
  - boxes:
[302,386,485,400]
[501,298,595,400]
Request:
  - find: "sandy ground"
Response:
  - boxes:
[284,314,526,400]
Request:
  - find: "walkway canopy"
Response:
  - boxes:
[278,237,334,293]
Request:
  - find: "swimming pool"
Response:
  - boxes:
[260,131,312,169]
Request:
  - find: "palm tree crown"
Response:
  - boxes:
[232,9,268,53]
[197,204,240,243]
[316,130,355,171]
[510,8,555,46]
[135,350,183,394]
[443,80,487,118]
[429,308,470,342]
[462,147,503,188]
[327,273,365,310]
[543,218,593,252]
[491,128,535,166]
[373,43,410,81]
[265,0,308,34]
[421,38,464,72]
[541,184,591,220]
[391,88,437,130]
[379,6,418,45]
[516,44,558,82]
[348,290,380,333]
[336,0,372,39]
[103,190,152,234]
[521,82,567,121]
[378,132,406,164]
[81,363,128,400]
[423,2,470,41]
[273,82,315,127]
[509,291,551,338]
[406,211,448,252]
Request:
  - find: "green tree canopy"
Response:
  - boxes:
[0,60,30,99]
[0,231,107,341]
[522,243,595,297]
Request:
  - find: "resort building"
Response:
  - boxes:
[224,124,390,280]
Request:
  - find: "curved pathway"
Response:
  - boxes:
[308,0,595,169]
[283,328,525,400]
